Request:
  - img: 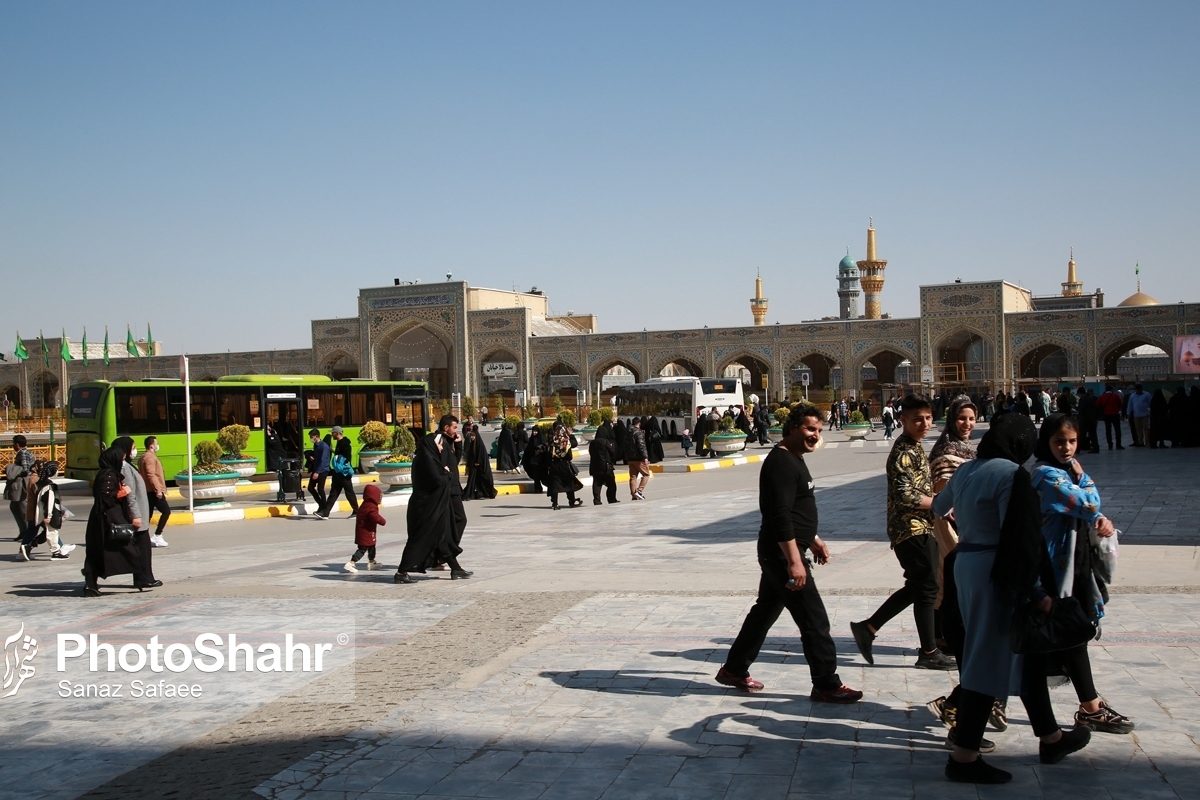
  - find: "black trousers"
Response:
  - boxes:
[1103,414,1123,448]
[308,473,328,510]
[723,557,842,691]
[1081,416,1099,451]
[148,493,171,536]
[324,473,358,514]
[351,545,376,562]
[866,534,940,652]
[10,500,26,539]
[592,473,618,504]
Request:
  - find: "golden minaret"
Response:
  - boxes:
[857,218,887,319]
[1061,248,1083,296]
[750,270,769,325]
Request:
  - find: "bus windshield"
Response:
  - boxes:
[699,379,737,395]
[69,386,103,419]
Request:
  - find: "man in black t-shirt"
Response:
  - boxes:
[716,404,863,704]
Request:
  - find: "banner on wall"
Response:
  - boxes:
[1175,335,1200,374]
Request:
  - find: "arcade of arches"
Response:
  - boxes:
[387,325,451,400]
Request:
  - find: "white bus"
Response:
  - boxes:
[614,377,746,438]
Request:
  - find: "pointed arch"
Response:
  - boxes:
[716,350,771,393]
[373,318,454,399]
[1099,333,1174,377]
[650,353,705,378]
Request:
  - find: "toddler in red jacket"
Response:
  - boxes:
[344,484,386,572]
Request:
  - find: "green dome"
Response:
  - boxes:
[839,254,858,271]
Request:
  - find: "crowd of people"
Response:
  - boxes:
[714,390,1144,785]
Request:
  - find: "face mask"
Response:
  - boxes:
[131,448,138,459]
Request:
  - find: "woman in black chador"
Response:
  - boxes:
[82,445,153,596]
[644,416,665,464]
[521,426,548,494]
[546,421,584,510]
[495,422,520,472]
[395,429,471,583]
[463,425,497,500]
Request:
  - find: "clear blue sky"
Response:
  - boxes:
[3,2,1197,355]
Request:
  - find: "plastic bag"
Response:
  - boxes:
[1090,526,1119,584]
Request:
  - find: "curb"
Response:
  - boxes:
[650,453,769,473]
[153,477,594,526]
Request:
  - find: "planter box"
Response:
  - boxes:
[174,472,240,507]
[358,450,391,473]
[707,433,747,454]
[375,461,413,491]
[218,457,258,481]
[843,423,872,440]
[574,426,598,444]
[768,426,783,436]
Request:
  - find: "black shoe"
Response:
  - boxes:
[1039,726,1091,764]
[135,579,164,590]
[989,700,1008,731]
[1117,445,1125,450]
[51,551,71,560]
[945,755,1011,784]
[450,569,473,580]
[850,621,875,665]
[945,729,995,753]
[84,586,101,597]
[593,500,602,505]
[393,572,415,584]
[1075,700,1135,734]
[551,504,560,510]
[915,649,957,670]
[570,498,583,507]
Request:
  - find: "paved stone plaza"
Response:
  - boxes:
[1,431,1197,799]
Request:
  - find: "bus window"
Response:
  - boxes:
[394,399,427,432]
[303,390,346,428]
[115,387,169,435]
[167,387,218,433]
[348,388,390,425]
[217,388,262,429]
[69,386,103,419]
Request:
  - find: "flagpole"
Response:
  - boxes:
[183,354,194,513]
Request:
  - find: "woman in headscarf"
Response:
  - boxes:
[1166,387,1187,448]
[1149,389,1169,448]
[495,421,519,472]
[926,396,1003,742]
[1188,386,1200,447]
[395,430,468,583]
[463,425,497,500]
[82,444,155,596]
[932,413,1091,784]
[646,416,665,463]
[113,437,161,589]
[545,421,583,509]
[1030,413,1133,735]
[521,425,548,494]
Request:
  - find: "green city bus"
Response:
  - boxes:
[65,375,429,483]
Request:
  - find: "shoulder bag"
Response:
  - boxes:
[1010,596,1097,654]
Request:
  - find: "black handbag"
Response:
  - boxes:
[1010,596,1097,654]
[106,522,136,547]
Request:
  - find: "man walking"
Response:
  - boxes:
[588,419,619,505]
[625,418,650,500]
[321,426,359,518]
[308,429,331,518]
[138,436,170,547]
[851,394,956,670]
[1127,384,1152,447]
[1097,385,1125,450]
[6,435,35,541]
[716,403,863,703]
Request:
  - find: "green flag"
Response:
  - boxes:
[60,329,72,362]
[14,333,28,361]
[39,331,49,366]
[103,327,110,366]
[126,325,140,358]
[146,323,153,356]
[82,328,89,367]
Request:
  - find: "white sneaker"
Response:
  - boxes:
[60,543,77,555]
[367,560,383,570]
[152,535,169,547]
[344,561,358,573]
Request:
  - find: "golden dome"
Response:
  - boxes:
[1117,290,1160,307]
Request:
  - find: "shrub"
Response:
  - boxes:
[849,410,867,424]
[774,407,790,427]
[461,396,476,419]
[216,424,250,458]
[436,399,451,417]
[194,440,224,467]
[718,415,737,432]
[537,420,554,436]
[522,404,536,419]
[386,426,417,461]
[552,394,564,414]
[358,420,390,450]
[558,409,577,429]
[504,414,522,430]
[598,406,615,423]
[586,410,603,427]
